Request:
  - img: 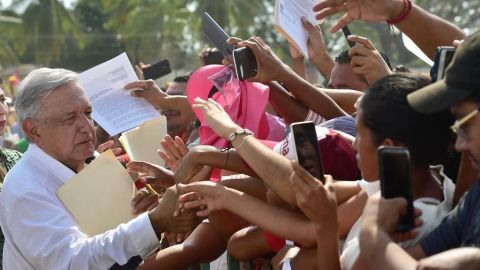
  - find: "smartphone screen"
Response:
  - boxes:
[379,146,415,232]
[291,121,325,183]
[202,12,236,58]
[341,26,355,48]
[143,59,171,80]
[233,47,258,81]
[433,46,455,82]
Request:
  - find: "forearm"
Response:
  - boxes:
[291,57,307,79]
[195,149,257,177]
[315,225,341,270]
[337,191,367,237]
[279,66,348,120]
[360,228,418,270]
[395,4,465,59]
[231,135,297,206]
[222,187,317,247]
[267,81,309,124]
[322,89,363,115]
[311,54,335,82]
[334,181,362,204]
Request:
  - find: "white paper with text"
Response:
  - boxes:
[274,0,318,57]
[80,53,161,136]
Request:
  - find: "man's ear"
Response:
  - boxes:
[22,119,40,143]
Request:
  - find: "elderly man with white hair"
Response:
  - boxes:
[0,68,197,269]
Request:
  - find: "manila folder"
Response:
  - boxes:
[57,150,136,237]
[120,116,167,166]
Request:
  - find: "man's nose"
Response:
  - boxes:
[454,135,468,152]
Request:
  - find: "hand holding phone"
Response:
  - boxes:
[291,121,325,183]
[378,146,415,232]
[233,47,258,81]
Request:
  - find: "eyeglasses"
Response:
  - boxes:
[450,108,479,141]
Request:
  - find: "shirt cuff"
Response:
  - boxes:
[126,212,160,258]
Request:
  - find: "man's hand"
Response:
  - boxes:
[126,160,175,191]
[148,186,201,239]
[173,146,215,184]
[97,140,123,156]
[313,0,405,32]
[131,190,159,215]
[124,80,166,108]
[361,194,422,241]
[158,135,189,172]
[290,161,337,228]
[227,36,291,83]
[347,35,392,84]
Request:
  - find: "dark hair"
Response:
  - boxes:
[335,49,393,70]
[200,48,224,65]
[360,73,453,166]
[173,74,190,84]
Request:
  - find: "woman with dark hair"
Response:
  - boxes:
[184,73,456,270]
[0,88,22,270]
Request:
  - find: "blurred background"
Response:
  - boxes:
[1,0,480,87]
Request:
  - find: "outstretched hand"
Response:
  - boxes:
[192,97,239,139]
[177,181,229,217]
[124,80,166,108]
[158,135,189,171]
[313,0,406,32]
[126,160,175,191]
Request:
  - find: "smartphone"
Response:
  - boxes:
[233,47,258,81]
[341,26,355,48]
[143,59,171,80]
[291,121,325,183]
[378,146,415,232]
[202,12,236,58]
[432,46,456,82]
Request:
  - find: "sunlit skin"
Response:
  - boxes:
[23,82,96,173]
[328,63,369,91]
[451,100,480,176]
[353,109,382,181]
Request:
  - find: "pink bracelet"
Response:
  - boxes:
[387,0,412,25]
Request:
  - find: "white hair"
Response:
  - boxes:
[15,68,79,124]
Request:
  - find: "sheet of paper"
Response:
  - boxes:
[57,150,136,237]
[80,52,161,136]
[119,116,167,167]
[274,0,318,57]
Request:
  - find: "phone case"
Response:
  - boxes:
[233,47,258,81]
[291,121,325,182]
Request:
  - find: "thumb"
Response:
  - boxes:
[301,16,316,32]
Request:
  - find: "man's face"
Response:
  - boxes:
[451,100,480,173]
[33,82,96,171]
[164,81,189,137]
[354,110,380,181]
[328,63,369,91]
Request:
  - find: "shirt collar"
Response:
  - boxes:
[26,144,76,184]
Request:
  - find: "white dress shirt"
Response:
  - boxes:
[0,144,160,269]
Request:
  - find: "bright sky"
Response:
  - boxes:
[1,0,76,10]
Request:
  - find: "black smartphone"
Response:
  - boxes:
[341,26,355,48]
[432,46,456,82]
[232,47,258,81]
[291,121,325,183]
[378,146,415,232]
[202,12,236,58]
[143,59,171,80]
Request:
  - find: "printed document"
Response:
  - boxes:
[274,0,318,57]
[80,52,161,136]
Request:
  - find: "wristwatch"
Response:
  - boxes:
[227,128,254,142]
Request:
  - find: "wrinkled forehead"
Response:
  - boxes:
[42,82,91,114]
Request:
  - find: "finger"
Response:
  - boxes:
[111,147,123,156]
[330,11,353,33]
[131,190,149,206]
[313,0,342,12]
[178,191,202,203]
[348,45,373,58]
[291,161,321,189]
[124,81,148,91]
[316,4,347,22]
[347,35,376,50]
[132,194,159,215]
[158,149,174,164]
[184,199,206,209]
[97,140,114,153]
[351,66,368,76]
[163,136,183,160]
[227,37,243,45]
[174,136,189,156]
[301,16,316,32]
[193,96,208,105]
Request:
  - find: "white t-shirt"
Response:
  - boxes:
[340,165,455,270]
